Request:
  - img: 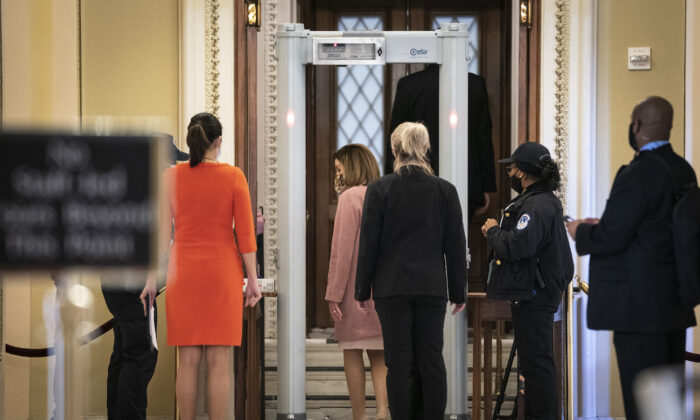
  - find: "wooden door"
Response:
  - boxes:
[303,0,407,329]
[303,0,513,329]
[406,0,512,296]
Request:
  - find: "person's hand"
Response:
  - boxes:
[565,219,580,240]
[356,300,369,314]
[329,302,343,323]
[474,193,491,216]
[566,217,599,240]
[140,275,157,316]
[244,279,262,308]
[256,209,265,235]
[481,218,498,238]
[451,302,466,315]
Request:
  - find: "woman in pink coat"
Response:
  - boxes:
[326,144,388,420]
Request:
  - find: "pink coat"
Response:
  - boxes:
[325,185,383,342]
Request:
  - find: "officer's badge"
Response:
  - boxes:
[516,213,531,230]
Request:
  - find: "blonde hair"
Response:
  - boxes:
[391,122,434,175]
[333,144,380,187]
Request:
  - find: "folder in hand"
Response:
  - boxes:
[148,303,158,351]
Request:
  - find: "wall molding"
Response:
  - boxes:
[263,0,280,283]
[553,0,570,210]
[204,0,221,117]
[180,0,234,161]
[179,0,206,149]
[262,0,280,339]
[557,0,601,416]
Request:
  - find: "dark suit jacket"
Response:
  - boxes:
[355,166,468,303]
[576,144,697,332]
[385,64,497,210]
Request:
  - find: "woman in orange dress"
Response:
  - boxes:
[142,112,261,420]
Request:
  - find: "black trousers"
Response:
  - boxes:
[102,288,158,420]
[510,288,561,420]
[374,295,447,420]
[613,330,686,420]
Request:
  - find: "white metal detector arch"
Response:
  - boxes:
[276,22,470,419]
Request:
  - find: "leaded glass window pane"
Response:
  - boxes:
[337,16,385,172]
[432,15,480,74]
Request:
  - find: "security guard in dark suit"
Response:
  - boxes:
[100,135,189,420]
[567,96,697,420]
[481,142,574,420]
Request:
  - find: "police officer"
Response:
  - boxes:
[481,142,573,420]
[100,135,189,420]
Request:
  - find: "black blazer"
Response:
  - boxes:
[486,183,574,301]
[576,144,697,333]
[355,166,468,303]
[385,64,497,209]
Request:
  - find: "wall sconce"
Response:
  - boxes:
[520,0,532,29]
[246,0,260,29]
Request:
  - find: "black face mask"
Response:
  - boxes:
[509,174,523,194]
[628,123,639,152]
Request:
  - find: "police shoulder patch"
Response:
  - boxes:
[516,213,531,230]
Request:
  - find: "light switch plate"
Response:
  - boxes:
[628,47,651,70]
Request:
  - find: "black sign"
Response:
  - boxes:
[0,133,160,269]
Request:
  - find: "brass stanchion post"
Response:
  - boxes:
[495,321,503,392]
[566,281,574,419]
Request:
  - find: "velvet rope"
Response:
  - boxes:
[4,287,165,358]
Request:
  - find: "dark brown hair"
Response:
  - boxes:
[333,144,380,187]
[187,113,222,167]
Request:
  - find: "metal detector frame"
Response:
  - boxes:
[276,22,470,419]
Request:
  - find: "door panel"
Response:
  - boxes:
[409,1,511,295]
[304,0,405,329]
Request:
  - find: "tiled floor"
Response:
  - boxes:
[263,334,517,419]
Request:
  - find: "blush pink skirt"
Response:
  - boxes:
[337,335,384,350]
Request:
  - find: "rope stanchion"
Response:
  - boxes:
[4,286,166,358]
[686,352,700,363]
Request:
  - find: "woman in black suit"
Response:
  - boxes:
[355,122,468,419]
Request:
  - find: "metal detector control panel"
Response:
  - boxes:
[312,37,386,65]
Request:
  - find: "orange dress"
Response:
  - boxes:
[165,162,257,346]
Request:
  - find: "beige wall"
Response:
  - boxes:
[596,0,687,416]
[2,0,179,418]
[81,0,180,140]
[690,2,700,169]
[1,0,79,129]
[80,1,180,416]
[2,1,81,417]
[597,0,687,179]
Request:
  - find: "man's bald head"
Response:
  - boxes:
[631,96,674,147]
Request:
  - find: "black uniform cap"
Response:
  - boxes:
[499,142,551,176]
